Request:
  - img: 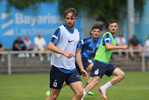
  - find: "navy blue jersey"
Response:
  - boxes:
[79,36,101,59]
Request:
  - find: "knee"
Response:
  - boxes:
[94,80,100,86]
[91,78,100,86]
[52,95,58,100]
[75,91,84,98]
[119,72,125,80]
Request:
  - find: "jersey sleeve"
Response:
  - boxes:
[78,36,91,48]
[103,34,112,44]
[51,28,61,45]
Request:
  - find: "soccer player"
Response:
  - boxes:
[46,25,101,96]
[76,25,101,95]
[46,8,88,100]
[82,20,128,100]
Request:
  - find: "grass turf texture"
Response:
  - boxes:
[0,72,148,100]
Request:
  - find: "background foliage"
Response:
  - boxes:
[1,0,146,24]
[58,0,145,26]
[6,0,55,9]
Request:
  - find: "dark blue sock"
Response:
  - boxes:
[84,82,89,88]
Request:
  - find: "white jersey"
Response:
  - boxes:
[51,25,80,70]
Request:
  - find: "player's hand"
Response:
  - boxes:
[81,69,88,79]
[63,51,74,58]
[122,45,128,49]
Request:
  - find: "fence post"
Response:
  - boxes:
[8,52,11,75]
[142,51,145,72]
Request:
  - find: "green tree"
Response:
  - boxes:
[6,0,55,10]
[2,0,145,24]
[58,0,145,26]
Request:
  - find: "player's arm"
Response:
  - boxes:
[48,42,74,58]
[75,48,88,79]
[104,34,128,50]
[48,28,74,58]
[75,48,84,71]
[105,43,128,50]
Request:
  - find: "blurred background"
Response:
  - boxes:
[0,0,148,49]
[0,1,149,100]
[0,0,149,74]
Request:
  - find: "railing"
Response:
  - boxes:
[0,51,52,75]
[113,49,149,72]
[0,49,149,75]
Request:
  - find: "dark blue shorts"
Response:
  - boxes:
[90,61,116,78]
[76,55,93,75]
[50,65,82,89]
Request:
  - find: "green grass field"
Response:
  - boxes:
[0,72,149,100]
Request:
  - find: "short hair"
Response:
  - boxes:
[109,20,117,25]
[92,25,100,30]
[64,7,77,18]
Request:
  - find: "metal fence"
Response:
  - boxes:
[112,49,149,72]
[0,51,52,75]
[0,50,149,75]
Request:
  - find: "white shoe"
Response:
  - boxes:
[31,53,35,57]
[18,53,25,57]
[18,54,22,57]
[1,58,5,62]
[26,53,30,57]
[98,87,107,100]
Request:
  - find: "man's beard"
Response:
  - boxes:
[67,23,74,29]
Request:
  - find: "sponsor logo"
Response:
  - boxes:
[1,13,14,36]
[88,59,93,63]
[76,75,80,77]
[87,49,95,53]
[94,69,99,75]
[97,44,99,47]
[68,40,74,43]
[53,80,57,87]
[1,13,64,36]
[15,13,63,26]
